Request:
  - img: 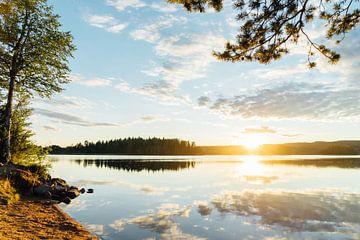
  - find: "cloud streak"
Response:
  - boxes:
[243,126,277,134]
[84,14,127,33]
[70,74,112,87]
[34,108,118,127]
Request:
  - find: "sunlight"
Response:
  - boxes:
[239,155,264,175]
[240,135,267,151]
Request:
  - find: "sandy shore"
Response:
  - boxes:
[0,198,97,240]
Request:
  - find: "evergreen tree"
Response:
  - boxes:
[167,0,223,12]
[168,0,359,67]
[0,0,75,163]
[50,137,198,155]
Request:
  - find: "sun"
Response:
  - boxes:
[240,135,266,151]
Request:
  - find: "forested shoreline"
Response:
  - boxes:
[50,138,198,155]
[49,138,360,155]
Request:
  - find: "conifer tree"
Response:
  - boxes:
[169,0,359,67]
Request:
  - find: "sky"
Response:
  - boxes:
[30,0,360,147]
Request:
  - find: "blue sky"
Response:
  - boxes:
[31,0,360,147]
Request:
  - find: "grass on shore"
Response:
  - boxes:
[0,163,50,205]
[0,179,20,205]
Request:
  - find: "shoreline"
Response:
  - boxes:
[0,198,97,240]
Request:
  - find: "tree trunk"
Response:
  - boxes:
[2,73,15,164]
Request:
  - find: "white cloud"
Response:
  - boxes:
[124,32,225,105]
[106,0,177,12]
[150,3,178,12]
[107,23,128,33]
[250,64,308,81]
[116,80,191,105]
[148,33,225,85]
[130,15,186,43]
[84,14,127,33]
[106,0,145,11]
[205,82,360,121]
[70,74,112,87]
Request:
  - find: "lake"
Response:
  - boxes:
[49,155,360,240]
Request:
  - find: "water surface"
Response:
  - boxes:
[50,155,360,240]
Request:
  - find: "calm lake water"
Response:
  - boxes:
[49,155,360,240]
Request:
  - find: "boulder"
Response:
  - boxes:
[52,185,68,194]
[62,197,71,204]
[80,188,86,194]
[34,184,52,199]
[87,188,94,193]
[67,188,80,199]
[50,178,68,187]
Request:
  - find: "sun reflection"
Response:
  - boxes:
[239,155,264,175]
[234,155,278,184]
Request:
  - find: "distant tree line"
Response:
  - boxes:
[257,141,360,155]
[50,137,197,155]
[50,139,360,156]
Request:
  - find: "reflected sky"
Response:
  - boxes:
[50,155,360,240]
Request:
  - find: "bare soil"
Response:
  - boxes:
[0,198,97,240]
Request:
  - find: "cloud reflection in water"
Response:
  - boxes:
[211,190,360,234]
[109,203,205,240]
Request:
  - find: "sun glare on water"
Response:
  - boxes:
[240,155,264,175]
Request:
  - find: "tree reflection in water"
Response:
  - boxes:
[262,158,360,168]
[72,159,196,172]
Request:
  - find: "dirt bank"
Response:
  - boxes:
[0,198,97,240]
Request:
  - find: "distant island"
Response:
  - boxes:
[49,138,360,155]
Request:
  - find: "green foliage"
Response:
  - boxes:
[0,0,76,97]
[51,137,197,155]
[0,179,20,205]
[24,163,50,181]
[9,168,42,189]
[0,1,11,15]
[167,0,223,12]
[0,0,74,162]
[169,0,359,67]
[0,94,48,165]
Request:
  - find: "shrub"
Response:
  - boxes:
[0,179,20,205]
